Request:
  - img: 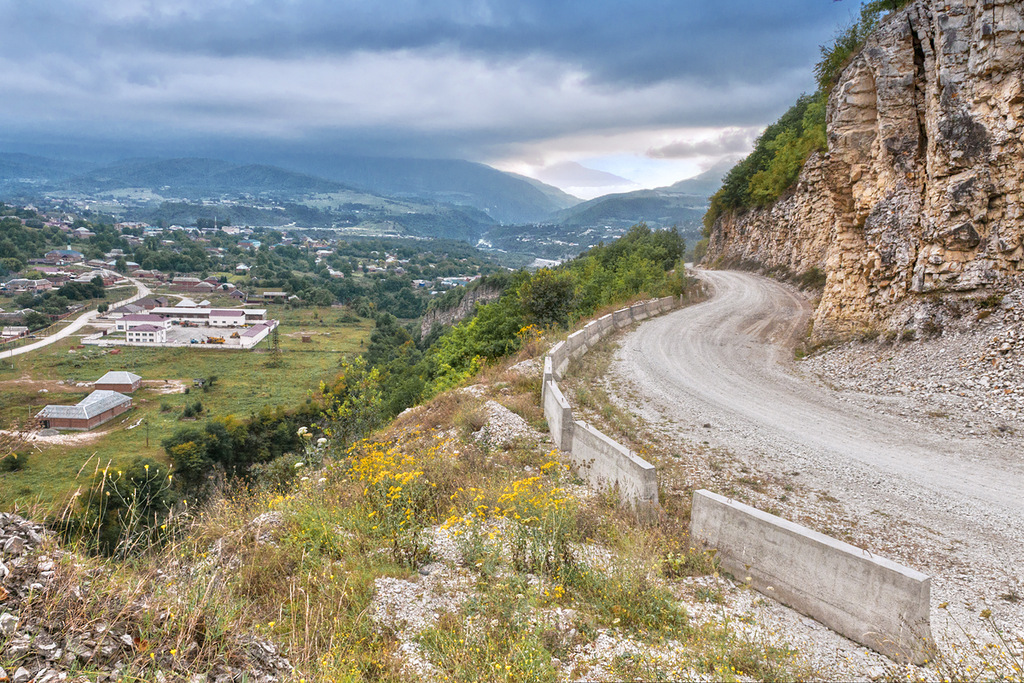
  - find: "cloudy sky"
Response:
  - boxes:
[0,0,856,196]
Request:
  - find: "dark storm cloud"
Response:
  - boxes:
[2,1,855,87]
[0,0,859,167]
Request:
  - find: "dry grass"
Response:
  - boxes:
[0,338,819,682]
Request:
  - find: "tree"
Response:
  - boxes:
[23,312,48,330]
[518,268,576,329]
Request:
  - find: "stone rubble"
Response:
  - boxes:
[471,399,536,449]
[801,290,1024,430]
[0,512,292,682]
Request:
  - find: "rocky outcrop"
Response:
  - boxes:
[420,284,502,337]
[706,0,1024,339]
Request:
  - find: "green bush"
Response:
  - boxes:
[0,451,28,472]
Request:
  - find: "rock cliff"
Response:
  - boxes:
[705,0,1024,339]
[419,284,503,337]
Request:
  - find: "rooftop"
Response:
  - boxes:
[37,390,131,420]
[96,371,141,385]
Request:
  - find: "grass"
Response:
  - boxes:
[0,309,373,510]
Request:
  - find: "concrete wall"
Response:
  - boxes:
[571,420,658,507]
[690,490,933,664]
[542,380,573,452]
[540,297,682,508]
[549,341,567,379]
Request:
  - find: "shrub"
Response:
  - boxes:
[0,451,28,472]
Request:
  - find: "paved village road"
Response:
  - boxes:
[612,269,1024,547]
[0,278,151,361]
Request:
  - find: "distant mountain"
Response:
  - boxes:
[555,190,707,230]
[277,156,579,224]
[0,153,94,187]
[507,173,581,208]
[662,159,737,198]
[59,157,347,197]
[534,161,632,189]
[550,162,732,234]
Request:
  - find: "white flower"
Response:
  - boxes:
[317,437,327,446]
[296,426,309,436]
[318,478,327,484]
[294,461,304,468]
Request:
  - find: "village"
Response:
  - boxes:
[0,199,493,509]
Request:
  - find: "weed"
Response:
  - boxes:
[977,292,1005,309]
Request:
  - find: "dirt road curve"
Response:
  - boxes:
[613,270,1024,622]
[618,269,1023,518]
[610,267,1024,668]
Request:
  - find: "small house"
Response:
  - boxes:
[37,391,132,431]
[95,371,142,393]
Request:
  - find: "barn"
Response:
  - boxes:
[36,391,132,431]
[95,371,142,393]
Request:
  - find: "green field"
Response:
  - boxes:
[0,306,372,512]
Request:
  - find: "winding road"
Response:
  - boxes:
[611,268,1024,626]
[616,269,1023,518]
[0,277,151,361]
[609,267,1024,669]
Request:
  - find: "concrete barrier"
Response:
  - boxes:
[690,490,932,664]
[542,356,553,405]
[571,420,658,507]
[583,321,600,350]
[549,341,567,379]
[659,296,675,312]
[612,308,631,329]
[543,380,574,451]
[566,330,586,359]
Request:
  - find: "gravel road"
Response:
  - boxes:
[609,269,1024,666]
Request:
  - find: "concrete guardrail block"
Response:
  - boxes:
[542,356,553,404]
[543,380,574,452]
[567,330,586,359]
[612,308,631,328]
[570,420,658,508]
[690,490,933,664]
[548,341,567,379]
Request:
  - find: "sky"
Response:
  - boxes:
[0,0,858,197]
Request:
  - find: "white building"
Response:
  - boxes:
[149,307,266,324]
[208,309,247,327]
[115,314,170,332]
[126,325,167,344]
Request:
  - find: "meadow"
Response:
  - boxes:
[0,305,372,511]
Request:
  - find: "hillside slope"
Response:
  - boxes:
[285,156,579,224]
[704,0,1024,339]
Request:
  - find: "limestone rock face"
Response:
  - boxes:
[705,0,1024,338]
[419,284,502,337]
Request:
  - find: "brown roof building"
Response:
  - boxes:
[37,391,132,431]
